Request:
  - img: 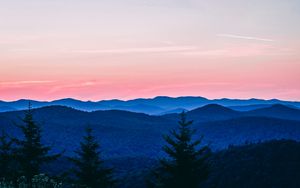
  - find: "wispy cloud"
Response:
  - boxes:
[0,80,56,86]
[47,81,110,93]
[67,46,197,54]
[217,34,275,42]
[179,43,292,57]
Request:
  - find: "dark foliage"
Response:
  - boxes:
[39,139,300,188]
[14,104,60,185]
[149,112,211,188]
[69,127,115,188]
[205,140,300,188]
[0,130,17,180]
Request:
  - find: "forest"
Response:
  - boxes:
[1,104,300,188]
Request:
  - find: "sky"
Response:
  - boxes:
[0,0,300,101]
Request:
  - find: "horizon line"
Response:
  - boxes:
[1,95,299,103]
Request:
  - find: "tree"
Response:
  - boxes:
[15,103,60,186]
[0,130,16,180]
[70,127,115,188]
[150,112,211,188]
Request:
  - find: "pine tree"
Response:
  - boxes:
[150,112,211,188]
[0,130,16,180]
[70,127,115,188]
[15,103,60,186]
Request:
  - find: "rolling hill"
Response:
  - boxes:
[245,104,300,121]
[171,104,300,122]
[1,104,300,158]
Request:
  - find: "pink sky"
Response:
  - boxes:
[0,0,300,101]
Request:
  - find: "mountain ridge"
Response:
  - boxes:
[0,96,299,114]
[1,104,300,157]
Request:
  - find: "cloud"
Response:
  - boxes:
[47,81,110,94]
[217,34,275,42]
[67,46,197,54]
[0,80,56,86]
[180,44,291,57]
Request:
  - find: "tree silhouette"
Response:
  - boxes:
[70,127,115,188]
[14,103,60,186]
[149,112,211,188]
[0,130,17,180]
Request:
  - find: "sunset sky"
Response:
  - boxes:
[0,0,300,101]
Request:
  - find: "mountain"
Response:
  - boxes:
[228,104,273,111]
[163,104,241,122]
[187,104,241,122]
[110,104,165,114]
[245,104,300,121]
[0,106,17,112]
[196,116,300,149]
[0,106,173,157]
[179,104,300,122]
[1,105,300,158]
[51,98,113,111]
[1,96,299,114]
[157,108,187,115]
[2,99,48,109]
[212,98,298,106]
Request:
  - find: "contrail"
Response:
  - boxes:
[217,34,275,42]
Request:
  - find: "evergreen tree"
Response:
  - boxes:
[150,112,211,188]
[70,127,115,188]
[15,103,60,186]
[0,130,16,180]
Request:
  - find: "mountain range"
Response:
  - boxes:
[1,103,300,158]
[0,96,300,114]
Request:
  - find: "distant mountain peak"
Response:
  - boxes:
[201,104,234,110]
[190,104,237,114]
[32,105,85,114]
[266,104,299,111]
[153,96,172,99]
[153,96,208,100]
[255,104,297,112]
[52,98,81,102]
[15,99,35,102]
[245,103,300,121]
